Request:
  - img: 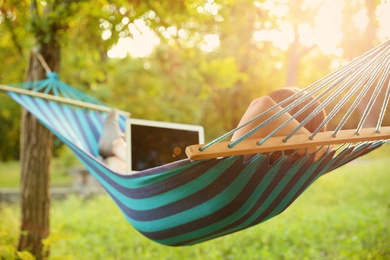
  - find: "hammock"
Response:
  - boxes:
[0,40,389,246]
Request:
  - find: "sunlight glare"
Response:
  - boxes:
[197,0,219,16]
[353,8,369,33]
[200,34,220,52]
[298,23,315,48]
[253,0,344,54]
[261,0,289,17]
[314,1,343,55]
[376,0,390,41]
[106,0,390,59]
[204,0,219,16]
[302,0,323,10]
[108,20,160,59]
[101,30,112,41]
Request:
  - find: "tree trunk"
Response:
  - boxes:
[17,44,60,259]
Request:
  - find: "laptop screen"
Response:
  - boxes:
[126,118,204,173]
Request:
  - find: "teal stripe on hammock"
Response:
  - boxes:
[84,109,102,155]
[82,108,106,153]
[35,98,63,131]
[88,153,199,190]
[325,143,370,173]
[9,92,102,163]
[64,105,93,152]
[184,158,307,244]
[124,163,198,188]
[180,157,265,222]
[118,114,127,131]
[122,162,258,236]
[117,161,201,189]
[14,95,76,146]
[331,142,378,170]
[10,94,98,165]
[60,101,91,151]
[174,155,328,246]
[44,99,90,151]
[14,93,42,118]
[96,157,236,212]
[24,95,87,150]
[149,156,272,245]
[247,158,312,214]
[75,107,98,154]
[78,149,204,192]
[66,142,232,228]
[45,102,89,150]
[121,158,242,229]
[128,158,238,211]
[88,108,104,134]
[150,156,296,244]
[9,93,66,142]
[67,141,276,238]
[59,106,92,150]
[63,137,222,214]
[261,152,334,223]
[184,153,336,245]
[70,106,95,151]
[46,101,78,141]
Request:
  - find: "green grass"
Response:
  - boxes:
[0,161,21,187]
[0,145,389,259]
[0,159,73,188]
[0,146,80,188]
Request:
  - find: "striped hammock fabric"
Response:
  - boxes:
[1,87,384,246]
[1,40,389,246]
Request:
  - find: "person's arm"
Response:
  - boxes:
[231,96,310,142]
[231,96,331,160]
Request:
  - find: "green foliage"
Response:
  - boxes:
[0,0,388,159]
[0,95,21,161]
[1,151,389,259]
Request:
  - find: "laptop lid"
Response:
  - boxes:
[126,118,204,173]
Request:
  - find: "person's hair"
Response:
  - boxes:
[268,87,327,133]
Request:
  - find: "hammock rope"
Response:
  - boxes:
[0,41,389,246]
[188,40,390,160]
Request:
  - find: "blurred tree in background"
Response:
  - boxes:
[1,0,389,158]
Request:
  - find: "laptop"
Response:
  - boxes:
[126,118,205,173]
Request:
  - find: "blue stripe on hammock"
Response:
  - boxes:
[62,105,89,150]
[47,100,76,139]
[74,107,98,154]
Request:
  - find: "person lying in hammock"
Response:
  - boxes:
[231,87,330,162]
[98,87,329,174]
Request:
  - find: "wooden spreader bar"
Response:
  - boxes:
[0,84,130,116]
[186,127,390,160]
